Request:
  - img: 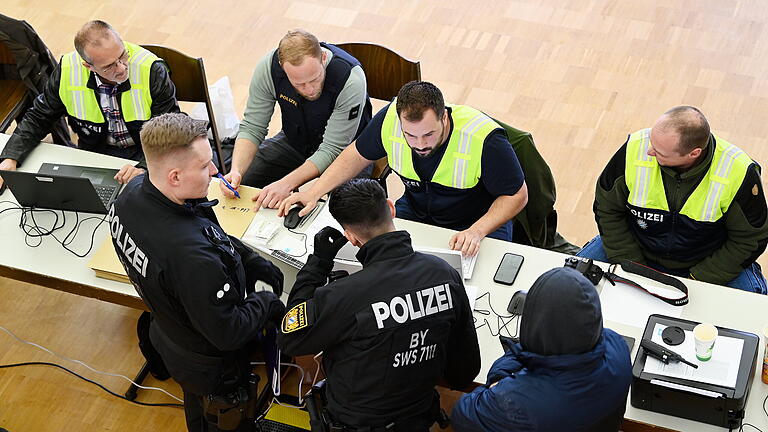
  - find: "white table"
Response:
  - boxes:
[243,184,768,432]
[0,134,144,309]
[3,133,766,431]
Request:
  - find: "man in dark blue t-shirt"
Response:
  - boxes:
[280,81,527,257]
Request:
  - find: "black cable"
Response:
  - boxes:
[284,228,308,258]
[472,292,518,338]
[0,361,182,408]
[740,423,763,432]
[0,201,107,257]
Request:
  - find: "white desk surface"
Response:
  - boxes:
[0,134,143,308]
[3,133,766,431]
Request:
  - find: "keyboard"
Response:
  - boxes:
[271,250,305,269]
[256,419,309,432]
[94,185,117,207]
[462,253,478,280]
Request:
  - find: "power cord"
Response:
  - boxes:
[283,228,308,258]
[0,200,107,257]
[472,292,519,338]
[733,393,768,432]
[0,324,183,405]
[0,362,182,408]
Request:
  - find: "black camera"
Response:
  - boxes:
[564,257,604,286]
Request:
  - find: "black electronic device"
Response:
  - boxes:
[640,338,698,369]
[661,326,686,346]
[0,163,121,214]
[621,335,636,352]
[493,253,524,285]
[506,290,527,315]
[283,205,305,229]
[564,256,604,285]
[631,314,759,429]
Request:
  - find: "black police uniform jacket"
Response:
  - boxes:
[270,42,372,157]
[278,231,481,428]
[109,175,284,395]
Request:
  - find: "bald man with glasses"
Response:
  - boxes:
[0,20,179,189]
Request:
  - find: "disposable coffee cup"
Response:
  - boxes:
[694,323,718,361]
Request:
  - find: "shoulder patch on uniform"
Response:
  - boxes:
[282,301,310,333]
[348,104,360,120]
[753,184,759,196]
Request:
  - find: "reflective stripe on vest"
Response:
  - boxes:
[625,128,752,222]
[380,101,498,189]
[59,42,158,123]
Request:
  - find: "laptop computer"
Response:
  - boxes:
[415,246,478,280]
[0,163,123,214]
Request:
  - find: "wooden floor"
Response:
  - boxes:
[2,0,768,430]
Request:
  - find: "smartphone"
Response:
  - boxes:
[493,253,524,285]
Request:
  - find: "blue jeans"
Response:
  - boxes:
[394,197,513,242]
[577,235,768,294]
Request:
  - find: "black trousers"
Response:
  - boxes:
[241,131,373,188]
[241,131,306,188]
[182,390,254,432]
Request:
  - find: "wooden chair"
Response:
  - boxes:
[0,40,29,133]
[140,44,226,172]
[335,42,421,183]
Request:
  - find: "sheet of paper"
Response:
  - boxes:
[643,323,743,388]
[464,284,479,310]
[207,180,258,238]
[302,201,339,254]
[599,273,684,329]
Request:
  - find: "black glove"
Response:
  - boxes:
[313,226,348,262]
[243,252,284,297]
[265,297,286,330]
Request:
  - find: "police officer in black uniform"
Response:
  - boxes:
[110,113,285,432]
[278,179,480,431]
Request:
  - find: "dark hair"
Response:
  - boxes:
[329,179,390,237]
[396,81,445,122]
[662,106,711,154]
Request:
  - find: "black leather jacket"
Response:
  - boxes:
[1,53,179,168]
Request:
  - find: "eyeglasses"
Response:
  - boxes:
[91,49,130,75]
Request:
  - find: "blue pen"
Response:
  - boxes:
[216,173,241,198]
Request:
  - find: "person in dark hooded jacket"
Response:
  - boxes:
[451,267,632,432]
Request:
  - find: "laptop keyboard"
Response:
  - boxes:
[271,250,305,269]
[256,419,308,432]
[94,185,117,207]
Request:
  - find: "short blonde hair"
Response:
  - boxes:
[74,20,120,63]
[140,113,208,162]
[277,29,322,66]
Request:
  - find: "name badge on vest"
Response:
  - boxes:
[629,208,665,229]
[402,179,423,190]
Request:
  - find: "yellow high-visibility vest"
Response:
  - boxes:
[380,100,499,189]
[59,42,158,123]
[625,128,752,223]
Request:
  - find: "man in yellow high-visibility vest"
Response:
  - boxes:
[279,81,528,257]
[579,106,768,293]
[0,20,179,189]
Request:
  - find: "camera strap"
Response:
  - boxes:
[604,260,689,306]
